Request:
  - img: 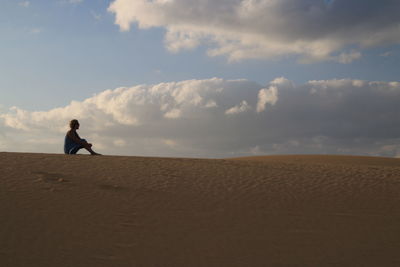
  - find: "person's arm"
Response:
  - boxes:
[76,132,92,147]
[67,130,87,146]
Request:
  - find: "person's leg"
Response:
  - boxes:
[69,145,83,154]
[75,139,101,155]
[68,145,99,155]
[83,145,101,155]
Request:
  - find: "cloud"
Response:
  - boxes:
[91,10,102,21]
[256,88,277,113]
[256,77,287,112]
[108,0,400,63]
[380,51,393,57]
[1,77,400,158]
[337,50,362,64]
[164,108,182,119]
[29,28,43,34]
[225,101,251,115]
[18,1,30,8]
[113,139,127,147]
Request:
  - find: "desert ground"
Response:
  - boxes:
[1,152,400,266]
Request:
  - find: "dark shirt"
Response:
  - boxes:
[64,131,83,154]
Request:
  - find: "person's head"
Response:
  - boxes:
[69,119,80,130]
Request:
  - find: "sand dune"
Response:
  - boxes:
[1,152,400,266]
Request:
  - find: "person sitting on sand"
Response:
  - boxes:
[64,119,101,155]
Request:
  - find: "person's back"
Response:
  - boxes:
[64,129,80,154]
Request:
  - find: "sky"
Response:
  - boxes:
[1,0,400,158]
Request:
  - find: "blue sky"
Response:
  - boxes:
[1,0,399,111]
[1,0,400,157]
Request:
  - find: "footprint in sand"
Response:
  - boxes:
[97,184,128,192]
[32,171,69,183]
[32,172,73,192]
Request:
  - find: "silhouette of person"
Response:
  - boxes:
[64,119,101,155]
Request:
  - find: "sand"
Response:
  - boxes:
[1,152,400,266]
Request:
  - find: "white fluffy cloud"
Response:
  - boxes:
[1,77,400,158]
[108,0,400,62]
[225,101,251,115]
[256,77,285,112]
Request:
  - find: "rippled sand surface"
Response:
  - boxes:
[1,152,400,266]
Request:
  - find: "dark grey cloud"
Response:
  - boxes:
[1,78,400,157]
[108,0,400,62]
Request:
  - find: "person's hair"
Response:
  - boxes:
[69,119,79,129]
